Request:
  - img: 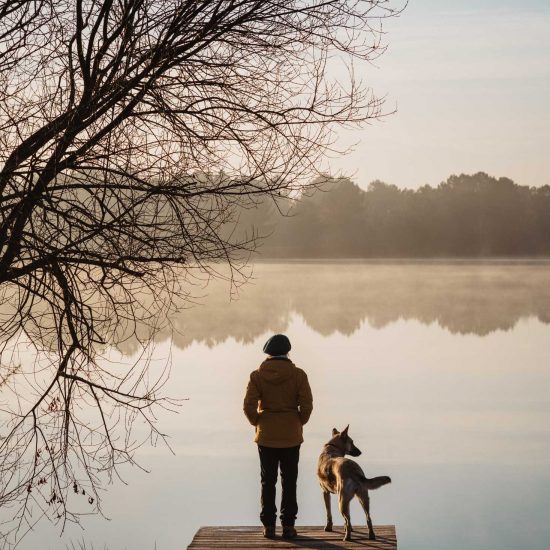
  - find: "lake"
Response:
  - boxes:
[21,262,550,549]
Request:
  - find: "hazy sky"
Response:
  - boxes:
[330,0,550,189]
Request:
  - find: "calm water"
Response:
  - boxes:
[22,262,550,549]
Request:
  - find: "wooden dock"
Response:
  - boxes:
[187,525,397,549]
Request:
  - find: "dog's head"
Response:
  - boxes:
[329,425,362,457]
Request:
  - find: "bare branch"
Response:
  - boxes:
[0,0,402,545]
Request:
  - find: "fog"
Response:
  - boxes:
[114,261,550,356]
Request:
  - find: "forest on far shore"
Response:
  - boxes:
[235,172,550,258]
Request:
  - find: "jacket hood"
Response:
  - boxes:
[258,358,295,385]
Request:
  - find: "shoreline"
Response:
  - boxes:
[250,257,550,265]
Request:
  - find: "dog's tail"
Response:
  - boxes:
[360,475,391,490]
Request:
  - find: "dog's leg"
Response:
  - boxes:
[338,488,353,542]
[357,489,375,540]
[322,491,333,531]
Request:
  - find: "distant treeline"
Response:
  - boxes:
[236,172,550,258]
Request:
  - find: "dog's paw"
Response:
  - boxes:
[324,523,333,532]
[368,532,376,541]
[343,534,351,542]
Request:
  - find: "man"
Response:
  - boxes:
[243,333,313,539]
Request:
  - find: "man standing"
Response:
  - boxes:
[243,333,313,539]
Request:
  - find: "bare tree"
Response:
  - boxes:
[0,0,400,544]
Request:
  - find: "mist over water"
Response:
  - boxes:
[21,262,550,550]
[118,261,550,355]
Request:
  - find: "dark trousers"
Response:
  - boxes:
[258,445,300,527]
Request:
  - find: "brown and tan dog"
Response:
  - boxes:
[317,425,391,542]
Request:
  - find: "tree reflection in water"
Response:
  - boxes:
[116,261,550,355]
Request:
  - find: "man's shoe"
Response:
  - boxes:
[282,526,297,539]
[263,526,276,539]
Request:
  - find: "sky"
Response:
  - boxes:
[329,0,550,189]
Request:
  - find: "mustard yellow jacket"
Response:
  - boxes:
[243,357,313,448]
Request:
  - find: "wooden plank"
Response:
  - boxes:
[188,525,397,549]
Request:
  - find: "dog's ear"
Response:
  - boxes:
[341,424,349,438]
[332,428,339,436]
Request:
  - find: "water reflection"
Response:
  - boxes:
[16,261,550,550]
[120,262,550,354]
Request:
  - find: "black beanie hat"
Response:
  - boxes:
[263,334,291,356]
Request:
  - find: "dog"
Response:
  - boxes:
[317,425,391,541]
